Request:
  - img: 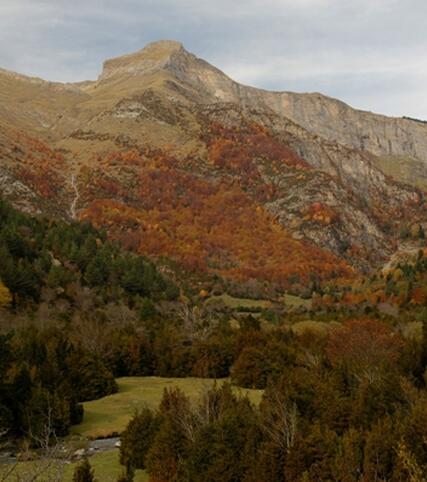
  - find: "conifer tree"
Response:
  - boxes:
[120,408,160,470]
[73,458,95,482]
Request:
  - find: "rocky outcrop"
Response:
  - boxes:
[97,41,427,172]
[258,91,427,162]
[99,40,186,81]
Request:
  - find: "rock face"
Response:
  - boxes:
[90,42,427,196]
[0,40,426,279]
[239,90,427,162]
[96,42,427,163]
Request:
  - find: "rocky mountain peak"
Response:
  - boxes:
[99,40,189,81]
[97,40,237,102]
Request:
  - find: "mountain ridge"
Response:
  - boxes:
[1,40,426,290]
[2,41,427,170]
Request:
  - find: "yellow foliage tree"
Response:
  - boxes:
[0,281,12,307]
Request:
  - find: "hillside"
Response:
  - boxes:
[2,179,427,482]
[1,40,427,290]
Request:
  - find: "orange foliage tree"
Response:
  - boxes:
[326,319,404,382]
[78,138,352,291]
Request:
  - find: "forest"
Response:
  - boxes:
[77,140,352,293]
[2,198,427,481]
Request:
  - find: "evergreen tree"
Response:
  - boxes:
[84,254,110,286]
[120,408,161,470]
[120,258,147,296]
[139,298,157,321]
[67,350,117,402]
[73,458,95,482]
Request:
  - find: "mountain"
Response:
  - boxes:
[1,40,426,292]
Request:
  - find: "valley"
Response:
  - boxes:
[2,376,262,482]
[2,39,427,481]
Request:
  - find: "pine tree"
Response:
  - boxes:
[139,298,157,321]
[120,408,160,470]
[84,254,110,286]
[73,458,95,482]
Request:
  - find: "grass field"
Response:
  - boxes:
[205,293,311,316]
[63,450,148,482]
[0,450,148,482]
[71,377,263,439]
[205,293,273,310]
[401,321,422,340]
[2,377,262,480]
[281,293,312,310]
[375,155,427,191]
[290,320,340,336]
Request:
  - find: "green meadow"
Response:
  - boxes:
[71,376,264,439]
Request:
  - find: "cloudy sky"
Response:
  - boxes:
[1,0,426,118]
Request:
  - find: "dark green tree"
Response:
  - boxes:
[120,408,161,470]
[73,458,95,482]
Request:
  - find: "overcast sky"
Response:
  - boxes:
[0,0,426,118]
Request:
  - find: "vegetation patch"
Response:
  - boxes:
[0,449,148,482]
[281,293,312,309]
[63,449,148,482]
[375,154,427,190]
[290,320,338,336]
[205,293,273,310]
[71,377,263,439]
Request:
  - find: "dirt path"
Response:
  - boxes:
[70,174,80,220]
